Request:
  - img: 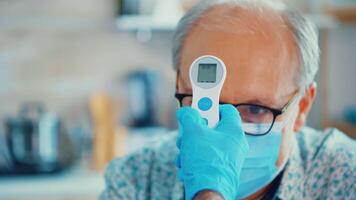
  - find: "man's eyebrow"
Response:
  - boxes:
[242,99,275,107]
[243,93,297,109]
[224,98,280,109]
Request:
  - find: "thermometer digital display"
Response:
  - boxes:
[189,55,227,128]
[198,64,217,83]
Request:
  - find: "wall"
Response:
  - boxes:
[1,0,355,131]
[328,26,356,121]
[0,0,177,129]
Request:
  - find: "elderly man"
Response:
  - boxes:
[100,0,355,199]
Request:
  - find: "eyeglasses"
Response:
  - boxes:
[175,92,300,136]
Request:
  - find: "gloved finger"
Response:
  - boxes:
[220,104,241,120]
[176,107,204,133]
[178,169,184,182]
[175,154,181,168]
[216,104,242,128]
[176,136,182,149]
[176,107,201,124]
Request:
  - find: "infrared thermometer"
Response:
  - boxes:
[189,55,227,128]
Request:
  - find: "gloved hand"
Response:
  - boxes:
[176,105,249,200]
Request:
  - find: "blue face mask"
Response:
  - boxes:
[235,122,287,199]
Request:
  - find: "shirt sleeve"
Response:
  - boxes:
[99,148,155,200]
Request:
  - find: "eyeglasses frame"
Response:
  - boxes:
[174,92,300,136]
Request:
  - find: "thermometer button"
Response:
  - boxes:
[198,97,213,111]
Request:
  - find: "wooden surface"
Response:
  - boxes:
[326,7,356,23]
[90,92,116,171]
[328,121,356,139]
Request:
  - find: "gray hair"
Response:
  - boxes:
[172,0,320,91]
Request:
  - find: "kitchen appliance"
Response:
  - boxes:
[125,70,160,127]
[1,103,67,175]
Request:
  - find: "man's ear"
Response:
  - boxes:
[293,82,317,132]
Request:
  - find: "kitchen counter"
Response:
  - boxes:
[0,127,172,200]
[0,163,104,200]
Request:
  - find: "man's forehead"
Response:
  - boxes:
[177,72,294,108]
[180,4,298,64]
[177,4,300,107]
[193,5,288,35]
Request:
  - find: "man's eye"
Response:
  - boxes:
[248,106,268,115]
[237,105,274,123]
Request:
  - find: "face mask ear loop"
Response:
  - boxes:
[277,93,302,172]
[279,93,302,130]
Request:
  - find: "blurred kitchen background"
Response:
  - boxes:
[0,0,355,199]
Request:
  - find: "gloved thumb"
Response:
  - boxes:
[176,107,202,127]
[216,104,242,130]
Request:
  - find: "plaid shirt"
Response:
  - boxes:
[100,127,355,200]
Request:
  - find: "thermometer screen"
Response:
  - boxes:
[198,64,217,83]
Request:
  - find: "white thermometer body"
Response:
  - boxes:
[189,55,227,128]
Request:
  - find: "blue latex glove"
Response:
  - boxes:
[176,105,249,200]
